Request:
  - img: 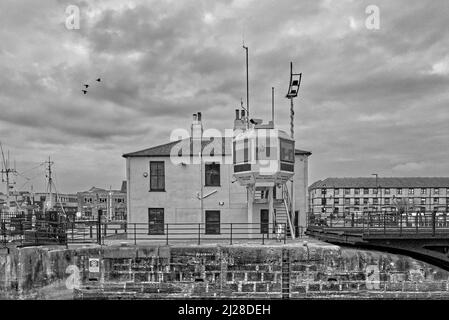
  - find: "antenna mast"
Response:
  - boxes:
[242,43,249,122]
[272,87,275,126]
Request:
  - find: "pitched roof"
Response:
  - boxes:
[309,177,449,189]
[123,138,312,158]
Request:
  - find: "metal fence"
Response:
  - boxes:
[100,222,293,245]
[1,217,304,246]
[307,211,449,236]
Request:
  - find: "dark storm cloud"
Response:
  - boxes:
[1,0,449,192]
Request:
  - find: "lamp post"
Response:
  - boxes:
[371,174,379,213]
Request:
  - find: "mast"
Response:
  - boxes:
[0,142,17,218]
[44,156,54,212]
[242,43,249,121]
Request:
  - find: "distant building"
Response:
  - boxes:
[309,177,449,215]
[77,187,126,221]
[0,191,78,218]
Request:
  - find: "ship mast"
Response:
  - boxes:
[0,142,17,219]
[44,156,54,213]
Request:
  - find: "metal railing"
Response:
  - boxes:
[1,217,306,246]
[307,211,449,237]
[98,222,290,245]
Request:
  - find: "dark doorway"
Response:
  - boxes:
[148,208,164,235]
[205,210,220,234]
[261,209,269,234]
[294,210,299,237]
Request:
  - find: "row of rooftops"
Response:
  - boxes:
[309,177,449,189]
[122,138,312,158]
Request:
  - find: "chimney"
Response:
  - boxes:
[191,112,203,141]
[235,109,240,120]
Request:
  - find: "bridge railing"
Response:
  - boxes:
[307,211,449,236]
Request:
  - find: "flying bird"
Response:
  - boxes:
[84,84,89,88]
[96,78,101,82]
[82,90,88,94]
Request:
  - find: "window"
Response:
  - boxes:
[354,189,360,195]
[205,163,220,186]
[373,188,378,194]
[280,139,294,163]
[421,188,427,195]
[397,188,402,195]
[354,198,360,205]
[363,188,369,195]
[373,198,378,205]
[233,139,250,164]
[421,198,426,205]
[408,188,414,195]
[434,188,440,195]
[321,188,327,195]
[334,198,339,204]
[363,198,369,205]
[205,210,220,234]
[385,198,390,205]
[256,134,273,160]
[148,208,164,235]
[434,197,439,204]
[408,198,413,204]
[150,161,165,191]
[384,188,390,195]
[344,188,350,195]
[334,188,340,195]
[344,198,350,205]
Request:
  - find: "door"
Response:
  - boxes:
[148,208,164,235]
[260,209,269,234]
[205,210,220,234]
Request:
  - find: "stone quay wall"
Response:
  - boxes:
[1,242,449,299]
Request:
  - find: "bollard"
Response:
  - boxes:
[134,224,137,245]
[198,223,201,245]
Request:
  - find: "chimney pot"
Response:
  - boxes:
[241,110,245,118]
[193,113,197,121]
[235,109,240,120]
[197,112,202,121]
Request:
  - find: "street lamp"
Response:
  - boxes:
[371,174,379,213]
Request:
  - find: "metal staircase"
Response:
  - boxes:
[275,185,295,239]
[253,185,296,239]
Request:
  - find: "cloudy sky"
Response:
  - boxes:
[0,0,448,193]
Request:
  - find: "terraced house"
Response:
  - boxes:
[309,177,449,215]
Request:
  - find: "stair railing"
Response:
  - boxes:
[282,184,296,239]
